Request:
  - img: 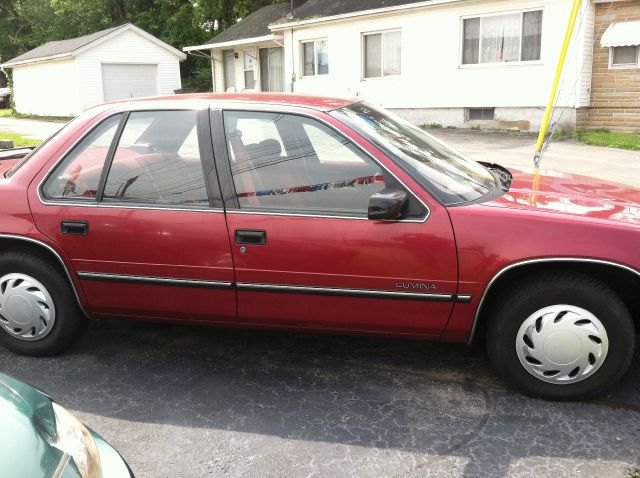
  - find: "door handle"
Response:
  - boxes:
[235,229,266,245]
[61,221,89,235]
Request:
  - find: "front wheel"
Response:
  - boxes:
[486,273,636,400]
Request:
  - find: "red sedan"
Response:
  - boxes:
[0,93,637,400]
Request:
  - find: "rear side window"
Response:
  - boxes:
[102,111,208,206]
[42,114,122,200]
[223,111,386,215]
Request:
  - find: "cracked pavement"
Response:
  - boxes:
[0,319,638,477]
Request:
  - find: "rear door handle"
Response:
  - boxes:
[235,229,266,245]
[61,221,88,235]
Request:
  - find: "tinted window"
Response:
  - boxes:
[223,111,386,214]
[42,114,122,200]
[102,111,208,206]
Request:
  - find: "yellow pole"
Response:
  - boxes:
[534,0,583,166]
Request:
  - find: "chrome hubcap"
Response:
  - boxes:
[516,305,609,385]
[0,274,56,341]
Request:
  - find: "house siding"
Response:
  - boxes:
[75,28,182,110]
[212,50,224,91]
[11,59,81,116]
[579,1,640,132]
[283,0,591,131]
[210,41,283,92]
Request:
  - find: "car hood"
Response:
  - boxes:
[0,372,63,477]
[485,166,640,226]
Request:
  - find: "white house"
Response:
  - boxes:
[185,0,639,132]
[1,24,186,117]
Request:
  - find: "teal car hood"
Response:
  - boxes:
[0,372,65,477]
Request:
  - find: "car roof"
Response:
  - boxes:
[101,92,360,112]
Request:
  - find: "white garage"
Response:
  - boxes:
[1,24,186,117]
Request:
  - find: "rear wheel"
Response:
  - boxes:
[0,251,87,356]
[486,273,636,400]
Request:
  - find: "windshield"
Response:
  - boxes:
[330,102,497,205]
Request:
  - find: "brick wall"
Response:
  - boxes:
[579,1,640,132]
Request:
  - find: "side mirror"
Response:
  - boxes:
[368,188,409,220]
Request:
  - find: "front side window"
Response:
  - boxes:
[462,10,543,65]
[42,114,122,200]
[363,30,401,78]
[611,46,639,67]
[301,39,329,76]
[223,111,386,214]
[102,110,208,206]
[331,102,497,205]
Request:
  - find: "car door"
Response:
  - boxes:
[29,108,236,322]
[212,108,459,336]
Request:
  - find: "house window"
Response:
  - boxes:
[363,30,401,78]
[301,39,329,76]
[244,52,256,89]
[462,10,543,65]
[467,108,495,121]
[610,46,639,67]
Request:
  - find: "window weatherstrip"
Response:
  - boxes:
[96,112,129,202]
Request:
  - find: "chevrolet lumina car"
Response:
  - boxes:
[0,372,132,477]
[0,93,637,400]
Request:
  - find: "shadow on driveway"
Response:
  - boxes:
[1,319,638,477]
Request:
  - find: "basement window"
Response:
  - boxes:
[610,46,639,68]
[467,108,495,121]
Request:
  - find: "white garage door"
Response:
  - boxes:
[102,64,159,101]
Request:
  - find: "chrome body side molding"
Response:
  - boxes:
[77,272,233,289]
[77,274,472,302]
[236,282,470,302]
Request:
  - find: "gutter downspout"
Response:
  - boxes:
[290,28,295,93]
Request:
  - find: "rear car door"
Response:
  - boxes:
[29,108,236,322]
[213,108,459,336]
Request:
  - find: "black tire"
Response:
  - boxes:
[486,272,636,401]
[0,251,87,356]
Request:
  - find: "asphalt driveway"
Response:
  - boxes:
[1,321,638,477]
[428,129,640,189]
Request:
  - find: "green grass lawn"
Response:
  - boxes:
[0,132,41,148]
[571,130,640,151]
[0,108,72,122]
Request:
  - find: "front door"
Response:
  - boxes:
[214,109,458,336]
[29,109,236,322]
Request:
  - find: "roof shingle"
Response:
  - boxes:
[277,0,428,23]
[205,3,291,45]
[4,24,128,66]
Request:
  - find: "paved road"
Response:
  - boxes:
[1,321,638,477]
